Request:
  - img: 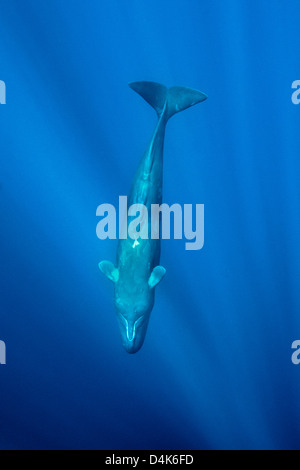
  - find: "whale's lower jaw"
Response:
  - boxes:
[122,339,145,354]
[120,328,147,354]
[119,325,148,354]
[117,313,149,354]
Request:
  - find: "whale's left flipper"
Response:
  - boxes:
[99,260,119,283]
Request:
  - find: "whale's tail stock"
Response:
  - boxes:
[129,81,207,120]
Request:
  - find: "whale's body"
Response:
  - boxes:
[99,81,207,353]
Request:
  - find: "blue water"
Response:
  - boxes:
[1,0,300,450]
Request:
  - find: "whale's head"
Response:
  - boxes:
[99,260,166,354]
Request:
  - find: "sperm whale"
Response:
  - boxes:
[99,81,207,353]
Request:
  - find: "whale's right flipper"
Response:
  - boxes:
[129,81,207,119]
[148,265,166,289]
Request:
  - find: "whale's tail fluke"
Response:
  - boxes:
[129,81,207,120]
